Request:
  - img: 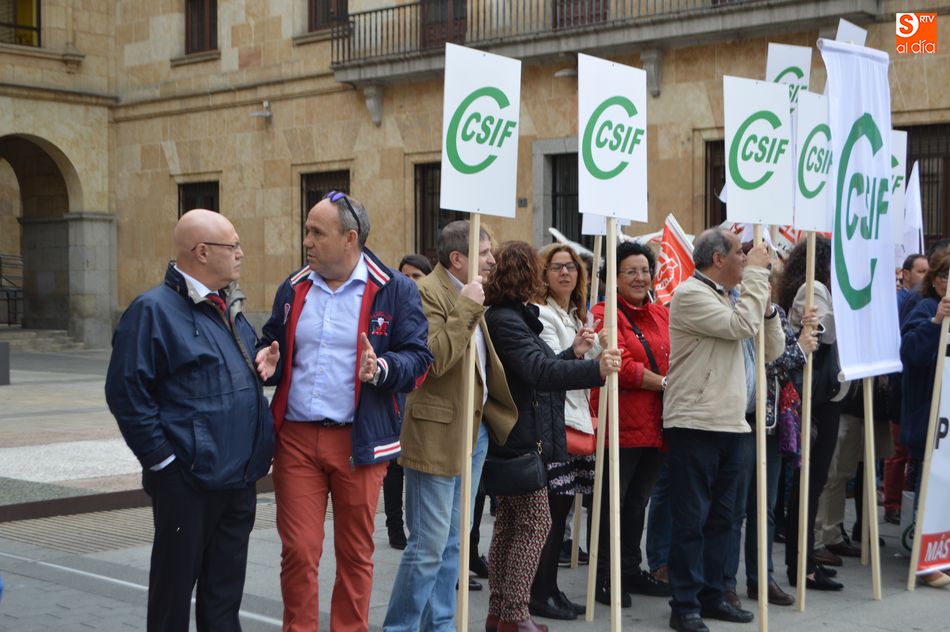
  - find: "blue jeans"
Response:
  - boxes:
[667,428,743,616]
[383,423,488,632]
[646,460,672,572]
[744,432,782,587]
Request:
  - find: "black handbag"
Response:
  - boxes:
[810,342,842,405]
[482,402,547,497]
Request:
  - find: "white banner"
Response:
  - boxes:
[836,18,868,46]
[891,130,909,266]
[917,354,950,574]
[794,91,832,232]
[901,161,926,262]
[578,53,648,222]
[766,43,812,112]
[723,76,794,226]
[820,39,901,379]
[440,44,521,217]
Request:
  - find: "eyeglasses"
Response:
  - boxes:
[549,262,579,273]
[191,241,242,253]
[619,268,652,279]
[324,191,362,238]
[937,271,949,280]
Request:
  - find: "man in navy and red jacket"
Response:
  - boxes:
[257,191,431,632]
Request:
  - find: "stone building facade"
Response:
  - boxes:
[1,0,948,345]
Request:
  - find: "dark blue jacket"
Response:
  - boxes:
[900,296,942,460]
[260,248,432,466]
[105,264,275,490]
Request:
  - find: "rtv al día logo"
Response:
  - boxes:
[896,12,937,54]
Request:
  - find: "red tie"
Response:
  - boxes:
[206,293,227,319]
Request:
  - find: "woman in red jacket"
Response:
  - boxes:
[591,240,670,606]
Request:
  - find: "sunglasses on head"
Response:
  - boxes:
[324,191,362,238]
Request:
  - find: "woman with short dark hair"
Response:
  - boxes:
[482,241,621,632]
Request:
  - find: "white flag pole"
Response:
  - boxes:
[796,230,816,610]
[572,234,603,569]
[906,282,950,590]
[456,214,480,630]
[862,375,883,600]
[753,224,769,631]
[606,218,622,632]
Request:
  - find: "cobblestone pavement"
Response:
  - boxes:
[1,350,948,631]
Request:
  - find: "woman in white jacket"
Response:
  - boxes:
[528,243,600,621]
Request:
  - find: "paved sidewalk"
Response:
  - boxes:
[0,350,948,631]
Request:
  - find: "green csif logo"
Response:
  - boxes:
[446,87,518,175]
[728,110,789,190]
[773,66,807,104]
[834,113,890,310]
[581,96,645,180]
[797,123,832,199]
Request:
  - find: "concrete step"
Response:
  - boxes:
[0,328,84,353]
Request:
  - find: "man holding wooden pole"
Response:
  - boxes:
[664,229,784,632]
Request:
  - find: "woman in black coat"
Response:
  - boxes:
[482,241,621,632]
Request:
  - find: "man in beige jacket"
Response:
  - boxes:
[664,228,785,632]
[383,220,517,632]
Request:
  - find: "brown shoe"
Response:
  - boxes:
[813,547,843,566]
[652,564,669,584]
[723,588,742,610]
[747,580,795,606]
[826,541,861,558]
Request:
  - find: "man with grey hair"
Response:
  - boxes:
[383,220,517,632]
[664,228,784,632]
[258,192,432,631]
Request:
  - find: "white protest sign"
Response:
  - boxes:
[578,53,648,222]
[916,359,950,574]
[440,43,521,217]
[821,39,901,379]
[723,76,794,226]
[794,91,832,232]
[891,130,909,259]
[582,212,631,236]
[836,18,868,46]
[766,43,812,112]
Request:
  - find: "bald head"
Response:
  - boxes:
[175,209,243,290]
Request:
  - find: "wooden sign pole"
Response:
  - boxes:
[796,231,816,610]
[862,376,883,600]
[605,218,622,632]
[585,378,609,619]
[906,283,950,590]
[456,214,481,631]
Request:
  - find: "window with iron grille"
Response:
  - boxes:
[178,181,219,218]
[301,170,350,265]
[185,0,217,54]
[550,153,593,251]
[901,123,950,250]
[309,0,348,31]
[415,163,464,264]
[0,0,40,47]
[705,140,726,229]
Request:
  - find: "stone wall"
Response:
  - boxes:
[0,160,19,256]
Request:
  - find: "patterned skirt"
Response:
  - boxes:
[546,454,595,496]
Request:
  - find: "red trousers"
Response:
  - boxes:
[274,422,387,632]
[883,421,908,511]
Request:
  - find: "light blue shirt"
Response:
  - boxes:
[286,255,368,424]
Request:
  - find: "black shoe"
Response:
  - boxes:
[826,541,861,558]
[556,590,585,616]
[885,508,901,525]
[468,577,483,591]
[700,600,754,623]
[577,547,589,565]
[774,528,786,544]
[807,568,843,591]
[595,579,631,608]
[669,612,710,632]
[558,549,571,567]
[816,563,837,577]
[388,528,407,550]
[528,595,577,620]
[470,553,490,578]
[623,568,672,597]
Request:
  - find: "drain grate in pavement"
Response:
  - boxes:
[0,498,279,554]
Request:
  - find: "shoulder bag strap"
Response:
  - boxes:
[617,305,660,374]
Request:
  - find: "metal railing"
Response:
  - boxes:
[0,253,23,326]
[332,0,757,65]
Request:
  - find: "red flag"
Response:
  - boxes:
[655,215,694,306]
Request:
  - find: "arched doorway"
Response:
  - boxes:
[0,134,115,347]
